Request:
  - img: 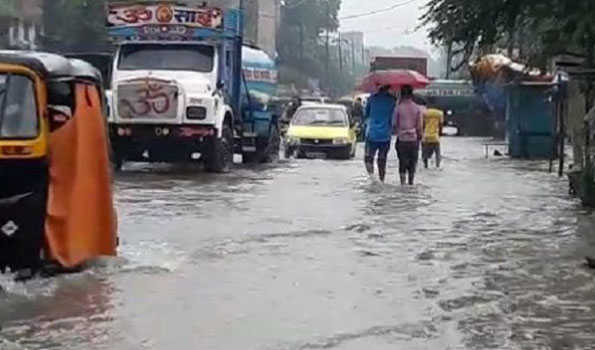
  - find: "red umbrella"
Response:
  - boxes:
[357,69,430,93]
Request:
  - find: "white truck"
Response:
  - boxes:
[106,2,279,172]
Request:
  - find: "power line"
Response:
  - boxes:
[339,0,419,20]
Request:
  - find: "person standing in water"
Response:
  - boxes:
[394,85,423,185]
[422,104,445,168]
[363,85,396,183]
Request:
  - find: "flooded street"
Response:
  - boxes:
[2,137,595,350]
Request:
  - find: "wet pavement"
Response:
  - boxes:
[2,137,595,350]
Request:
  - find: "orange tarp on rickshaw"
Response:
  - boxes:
[45,83,117,268]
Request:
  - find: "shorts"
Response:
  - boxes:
[365,140,390,160]
[396,140,419,174]
[422,142,441,160]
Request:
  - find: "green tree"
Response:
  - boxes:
[420,0,546,71]
[277,0,347,95]
[43,0,109,51]
[0,0,19,17]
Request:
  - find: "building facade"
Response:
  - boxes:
[207,0,279,57]
[1,0,43,49]
[255,0,280,57]
[340,31,365,68]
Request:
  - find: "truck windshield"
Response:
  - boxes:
[118,44,215,72]
[0,74,38,139]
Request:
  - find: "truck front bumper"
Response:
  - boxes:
[110,124,217,162]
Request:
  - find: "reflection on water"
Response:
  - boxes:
[2,138,595,349]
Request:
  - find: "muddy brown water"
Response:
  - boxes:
[1,138,594,350]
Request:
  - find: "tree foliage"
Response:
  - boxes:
[43,0,110,51]
[420,0,595,71]
[277,0,352,95]
[0,0,19,18]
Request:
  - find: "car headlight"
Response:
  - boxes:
[333,137,350,145]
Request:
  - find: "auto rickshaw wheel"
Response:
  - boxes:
[113,154,124,171]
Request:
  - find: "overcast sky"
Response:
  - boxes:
[338,0,432,53]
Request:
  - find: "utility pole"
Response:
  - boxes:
[338,32,343,73]
[325,0,330,95]
[299,24,304,62]
[351,38,356,74]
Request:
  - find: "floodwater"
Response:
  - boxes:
[2,137,595,350]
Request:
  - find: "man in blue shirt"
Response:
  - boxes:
[364,85,396,182]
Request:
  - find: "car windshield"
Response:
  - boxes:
[0,74,38,139]
[292,108,348,127]
[118,44,215,72]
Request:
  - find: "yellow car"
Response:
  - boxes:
[284,104,357,159]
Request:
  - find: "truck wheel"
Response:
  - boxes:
[242,151,257,164]
[284,146,294,159]
[261,125,280,163]
[205,124,233,173]
[244,125,281,164]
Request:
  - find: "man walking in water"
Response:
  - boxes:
[394,85,423,185]
[422,103,444,168]
[364,85,396,183]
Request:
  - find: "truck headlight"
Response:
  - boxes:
[333,137,350,145]
[187,106,207,120]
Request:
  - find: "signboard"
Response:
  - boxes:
[420,88,475,97]
[107,4,223,29]
[243,68,278,84]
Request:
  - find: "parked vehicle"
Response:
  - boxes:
[370,56,428,76]
[284,104,357,160]
[0,51,117,277]
[417,80,493,136]
[106,3,280,171]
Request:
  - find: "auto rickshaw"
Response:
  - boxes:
[0,51,117,278]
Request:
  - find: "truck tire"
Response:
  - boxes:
[284,146,294,159]
[242,151,258,164]
[243,125,281,164]
[261,125,280,163]
[205,124,233,173]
